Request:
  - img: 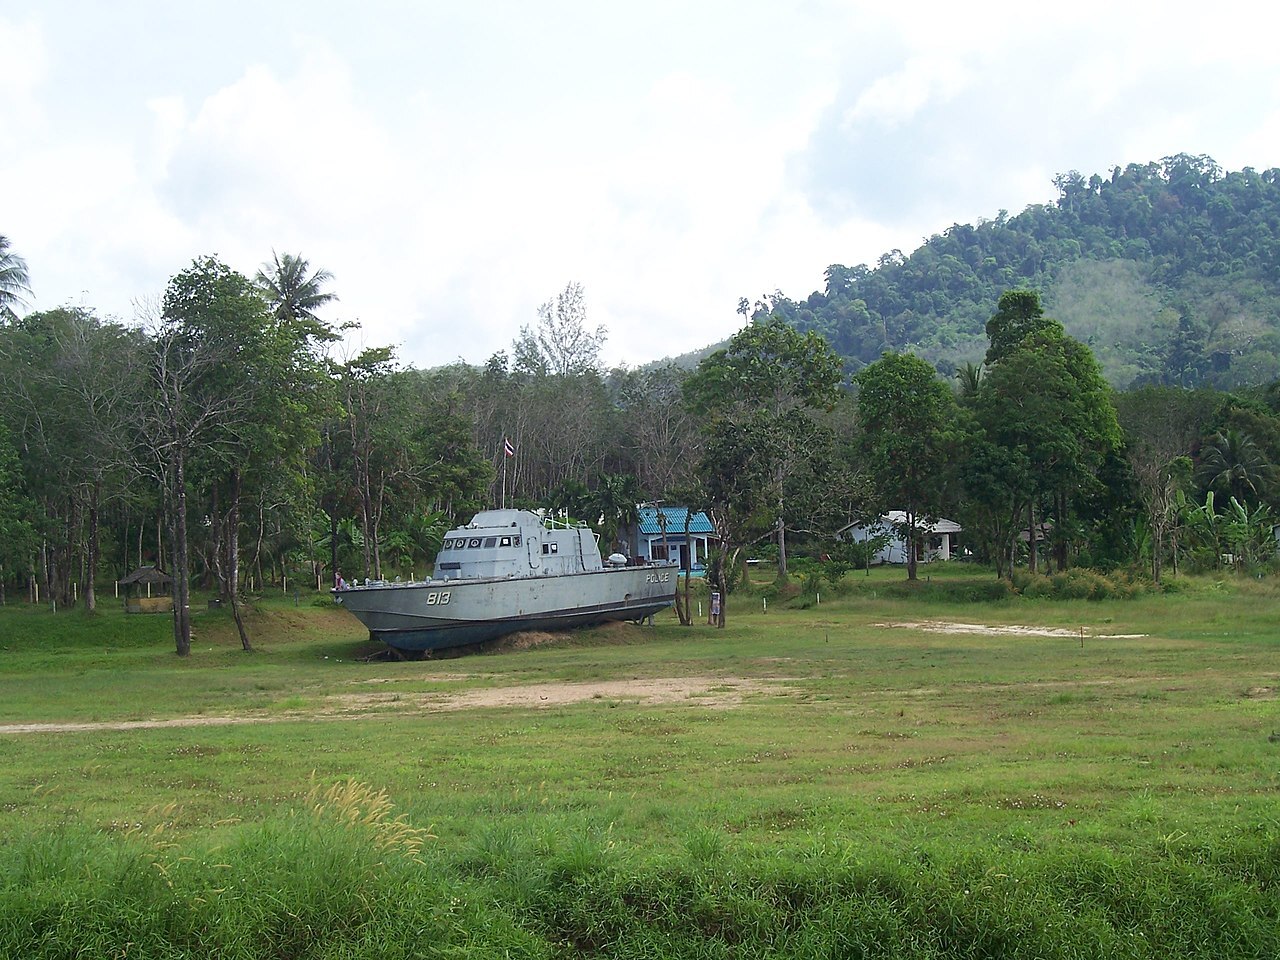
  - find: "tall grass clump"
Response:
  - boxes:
[1012,567,1151,600]
[462,831,1278,958]
[0,782,540,959]
[872,577,1014,603]
[1,822,1276,957]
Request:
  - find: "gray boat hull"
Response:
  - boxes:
[334,564,676,652]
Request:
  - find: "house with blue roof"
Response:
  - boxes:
[620,505,715,573]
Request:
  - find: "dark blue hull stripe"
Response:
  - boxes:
[373,598,673,651]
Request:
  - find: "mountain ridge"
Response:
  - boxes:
[748,154,1280,389]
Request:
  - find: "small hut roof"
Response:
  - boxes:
[118,565,172,586]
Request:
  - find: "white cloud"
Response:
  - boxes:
[0,16,47,133]
[5,1,1280,369]
[842,57,972,130]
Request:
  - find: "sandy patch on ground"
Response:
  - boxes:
[0,676,782,735]
[428,676,770,710]
[877,620,1147,639]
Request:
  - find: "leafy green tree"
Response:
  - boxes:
[0,307,142,610]
[0,423,38,603]
[984,289,1055,366]
[326,350,491,581]
[153,255,336,652]
[953,418,1031,578]
[146,295,253,656]
[685,319,844,583]
[612,365,698,498]
[1115,386,1218,581]
[855,353,956,580]
[513,282,606,378]
[0,235,31,322]
[973,295,1120,573]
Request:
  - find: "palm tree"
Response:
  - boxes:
[255,251,338,335]
[0,235,32,322]
[593,472,640,553]
[954,360,984,399]
[1196,429,1273,504]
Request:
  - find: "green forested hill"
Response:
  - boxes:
[767,154,1280,388]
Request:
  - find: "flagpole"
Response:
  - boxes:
[502,446,507,508]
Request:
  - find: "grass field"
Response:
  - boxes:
[0,567,1277,957]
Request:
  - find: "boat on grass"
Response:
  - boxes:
[333,509,677,655]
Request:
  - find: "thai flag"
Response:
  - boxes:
[503,437,515,458]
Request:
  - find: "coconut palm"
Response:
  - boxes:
[0,234,32,322]
[255,251,339,336]
[954,360,984,399]
[1195,429,1273,504]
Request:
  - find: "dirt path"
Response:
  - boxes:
[0,676,779,735]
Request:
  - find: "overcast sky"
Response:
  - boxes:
[4,1,1279,369]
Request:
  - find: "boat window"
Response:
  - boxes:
[499,536,512,547]
[468,537,482,548]
[484,537,497,548]
[513,536,521,546]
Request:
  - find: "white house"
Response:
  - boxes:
[839,511,962,565]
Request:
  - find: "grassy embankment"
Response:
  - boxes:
[0,567,1276,957]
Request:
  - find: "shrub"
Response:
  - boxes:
[1012,567,1151,600]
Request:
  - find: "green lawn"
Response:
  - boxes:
[0,570,1276,957]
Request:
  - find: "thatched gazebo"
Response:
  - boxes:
[118,565,174,614]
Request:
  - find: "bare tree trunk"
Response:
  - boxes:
[1026,504,1035,574]
[170,442,192,657]
[84,482,100,611]
[680,510,693,626]
[1054,490,1068,573]
[228,467,242,596]
[229,590,252,651]
[211,483,224,598]
[1152,520,1164,584]
[209,473,252,652]
[905,508,919,581]
[254,498,265,590]
[329,510,340,585]
[38,538,49,606]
